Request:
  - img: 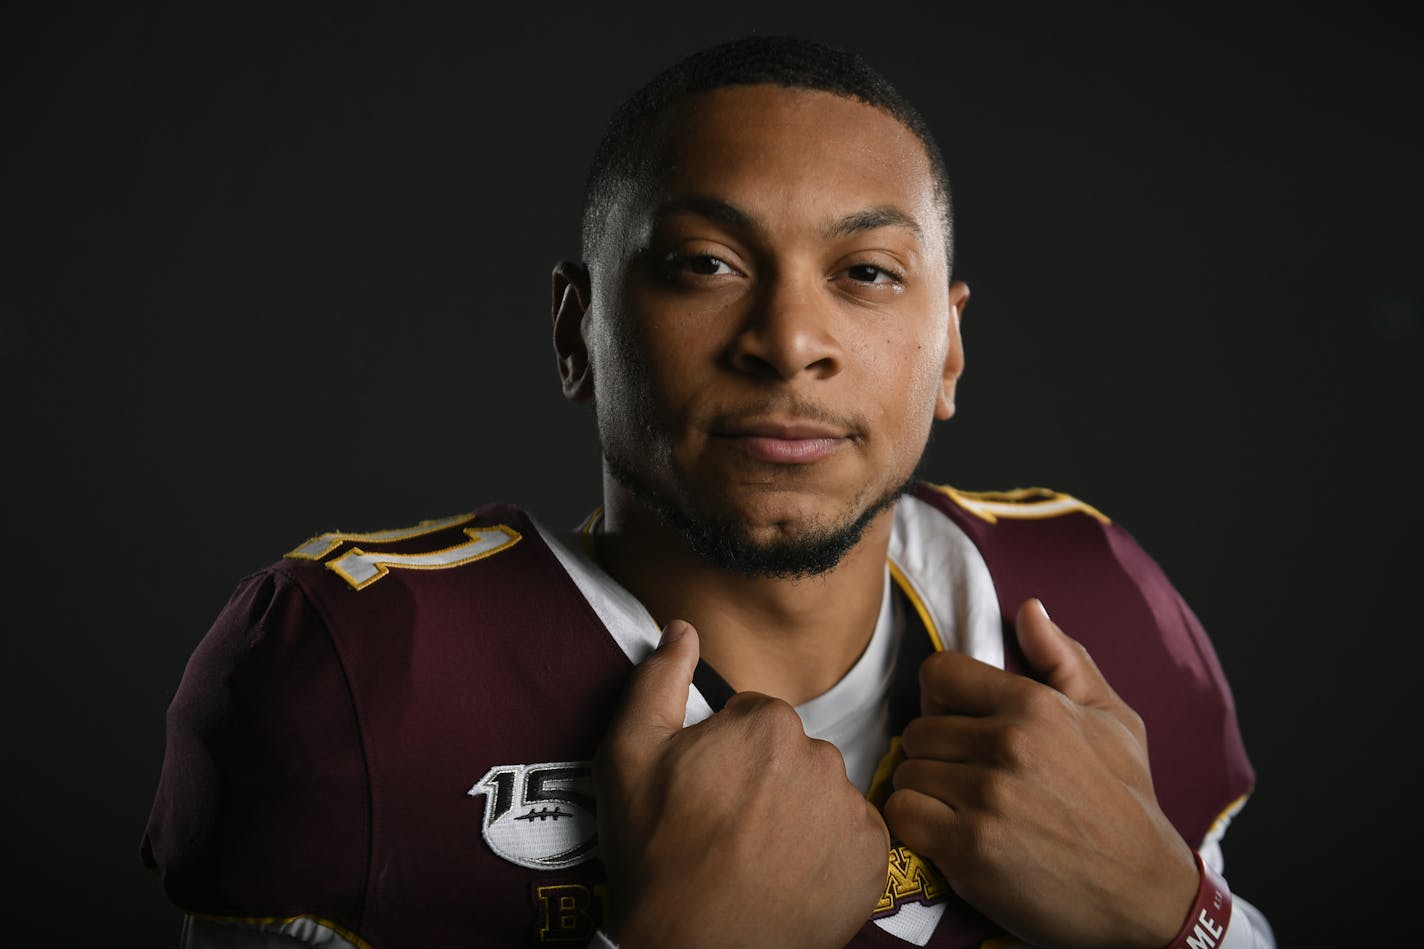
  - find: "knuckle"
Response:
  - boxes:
[976,770,1016,813]
[862,802,891,847]
[757,695,804,731]
[722,690,761,711]
[1021,683,1072,720]
[1069,638,1099,669]
[1122,706,1147,738]
[596,731,644,778]
[958,816,1000,866]
[729,693,803,741]
[881,788,917,836]
[891,756,924,792]
[992,721,1036,766]
[883,789,942,863]
[918,650,957,690]
[900,716,933,755]
[724,690,776,715]
[807,736,846,770]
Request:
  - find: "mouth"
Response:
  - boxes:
[708,418,854,465]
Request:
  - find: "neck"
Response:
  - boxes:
[594,484,896,707]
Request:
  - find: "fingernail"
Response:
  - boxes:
[1033,599,1051,621]
[660,621,687,645]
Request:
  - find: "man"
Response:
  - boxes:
[142,34,1274,949]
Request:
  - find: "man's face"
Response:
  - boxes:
[563,84,966,576]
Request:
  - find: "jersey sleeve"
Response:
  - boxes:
[141,567,371,933]
[1219,894,1277,949]
[1207,839,1277,949]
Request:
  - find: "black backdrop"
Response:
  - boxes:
[3,2,1419,944]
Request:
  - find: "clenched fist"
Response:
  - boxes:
[884,599,1201,949]
[595,620,890,949]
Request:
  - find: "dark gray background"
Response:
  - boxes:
[3,2,1418,944]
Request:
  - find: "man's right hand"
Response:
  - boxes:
[594,620,890,949]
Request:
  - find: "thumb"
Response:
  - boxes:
[1014,598,1115,708]
[611,620,701,748]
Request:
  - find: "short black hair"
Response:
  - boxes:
[579,34,955,276]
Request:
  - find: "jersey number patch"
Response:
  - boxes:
[285,513,522,590]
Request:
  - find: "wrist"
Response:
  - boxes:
[1165,850,1232,949]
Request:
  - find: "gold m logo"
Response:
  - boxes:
[875,844,948,916]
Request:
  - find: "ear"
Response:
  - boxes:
[552,260,594,402]
[934,281,970,421]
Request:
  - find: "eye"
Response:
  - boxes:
[658,250,743,282]
[682,254,736,276]
[849,264,889,283]
[841,263,905,287]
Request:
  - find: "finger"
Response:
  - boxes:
[900,713,994,763]
[718,691,815,745]
[891,757,983,802]
[882,786,959,865]
[918,648,1027,717]
[608,620,701,756]
[1013,598,1117,708]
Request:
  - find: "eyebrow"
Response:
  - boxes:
[824,206,923,242]
[654,196,924,243]
[655,195,759,232]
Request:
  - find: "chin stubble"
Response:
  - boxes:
[602,445,916,580]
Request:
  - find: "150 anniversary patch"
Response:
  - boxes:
[469,762,599,870]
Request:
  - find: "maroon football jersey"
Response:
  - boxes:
[141,483,1254,948]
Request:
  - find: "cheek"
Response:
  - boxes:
[613,317,710,411]
[590,323,649,434]
[909,347,947,411]
[875,337,945,452]
[589,317,692,448]
[883,335,946,406]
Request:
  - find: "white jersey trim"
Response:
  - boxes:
[533,515,715,728]
[887,494,1004,668]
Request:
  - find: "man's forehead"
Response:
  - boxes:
[625,85,942,236]
[662,85,929,173]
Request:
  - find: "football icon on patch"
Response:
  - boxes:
[469,761,598,869]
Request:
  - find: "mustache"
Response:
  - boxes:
[702,396,868,440]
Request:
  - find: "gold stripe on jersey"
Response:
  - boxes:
[887,560,945,653]
[929,484,1110,526]
[187,912,375,949]
[577,507,604,560]
[1204,791,1252,847]
[865,737,904,809]
[286,513,479,561]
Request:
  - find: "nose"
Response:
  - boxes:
[725,272,843,381]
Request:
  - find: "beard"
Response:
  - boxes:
[603,443,918,580]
